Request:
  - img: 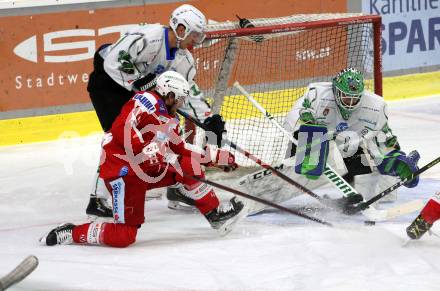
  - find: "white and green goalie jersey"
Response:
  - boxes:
[284,82,399,160]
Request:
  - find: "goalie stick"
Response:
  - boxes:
[233,81,424,221]
[349,155,440,214]
[178,108,415,221]
[238,158,425,221]
[0,255,38,291]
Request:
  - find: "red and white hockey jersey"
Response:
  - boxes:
[99,91,195,180]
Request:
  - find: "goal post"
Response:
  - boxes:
[191,13,382,167]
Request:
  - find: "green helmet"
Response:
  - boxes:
[332,68,364,119]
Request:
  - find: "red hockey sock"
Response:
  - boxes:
[73,222,138,248]
[72,222,105,244]
[421,197,440,224]
[100,224,138,248]
[72,223,91,244]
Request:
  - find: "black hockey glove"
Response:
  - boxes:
[132,73,157,92]
[236,15,264,42]
[203,114,226,148]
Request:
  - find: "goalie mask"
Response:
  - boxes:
[332,68,365,120]
[170,4,207,45]
[155,71,190,103]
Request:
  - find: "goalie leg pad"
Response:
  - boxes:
[354,173,399,203]
[238,143,349,215]
[237,159,329,214]
[295,124,329,179]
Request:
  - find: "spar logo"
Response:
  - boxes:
[13,24,136,63]
[12,21,220,64]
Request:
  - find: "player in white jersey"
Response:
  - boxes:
[284,67,420,203]
[85,4,222,217]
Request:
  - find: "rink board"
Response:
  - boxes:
[1,71,440,146]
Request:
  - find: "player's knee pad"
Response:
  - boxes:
[176,182,219,214]
[101,223,138,248]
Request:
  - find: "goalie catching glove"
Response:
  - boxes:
[202,145,238,172]
[294,123,329,180]
[377,150,420,188]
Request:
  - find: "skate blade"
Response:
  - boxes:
[38,233,49,246]
[401,238,420,247]
[145,196,163,201]
[167,201,197,212]
[216,203,249,237]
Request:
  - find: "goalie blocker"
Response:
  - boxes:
[295,124,329,180]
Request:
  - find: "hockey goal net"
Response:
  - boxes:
[191,13,382,167]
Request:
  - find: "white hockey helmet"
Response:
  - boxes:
[155,71,190,103]
[170,4,207,44]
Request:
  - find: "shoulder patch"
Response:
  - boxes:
[302,98,312,109]
[134,93,157,113]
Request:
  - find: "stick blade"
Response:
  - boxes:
[362,199,424,222]
[385,199,424,220]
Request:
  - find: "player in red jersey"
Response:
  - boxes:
[40,71,245,248]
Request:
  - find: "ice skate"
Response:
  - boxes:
[40,223,75,246]
[406,215,433,240]
[86,197,113,219]
[205,197,246,236]
[166,187,196,211]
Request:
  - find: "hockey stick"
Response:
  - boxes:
[350,155,440,214]
[0,256,38,291]
[183,172,333,227]
[177,108,326,204]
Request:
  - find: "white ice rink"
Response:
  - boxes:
[1,95,440,291]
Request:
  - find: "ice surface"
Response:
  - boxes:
[1,96,440,291]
